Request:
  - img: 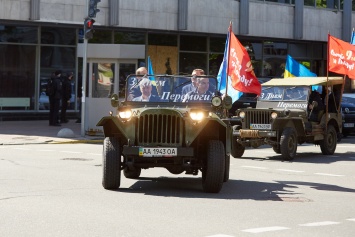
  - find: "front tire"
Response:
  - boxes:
[223,155,230,182]
[102,137,121,190]
[280,127,297,160]
[320,124,337,155]
[202,140,225,193]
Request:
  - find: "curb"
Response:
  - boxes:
[48,140,104,144]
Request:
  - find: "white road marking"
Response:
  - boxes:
[314,173,344,177]
[60,151,82,154]
[86,153,101,156]
[299,221,339,227]
[241,165,268,170]
[337,145,354,147]
[242,226,289,233]
[13,148,30,150]
[277,169,305,173]
[36,149,55,152]
[346,218,355,221]
[205,235,234,237]
[255,150,275,154]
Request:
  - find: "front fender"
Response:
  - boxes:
[97,116,135,142]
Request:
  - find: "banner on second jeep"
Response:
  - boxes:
[227,29,261,95]
[328,34,355,80]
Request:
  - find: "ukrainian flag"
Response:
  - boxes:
[284,54,317,78]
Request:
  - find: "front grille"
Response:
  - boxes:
[137,113,184,146]
[244,110,272,129]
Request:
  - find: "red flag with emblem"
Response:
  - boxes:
[227,31,261,95]
[328,34,355,79]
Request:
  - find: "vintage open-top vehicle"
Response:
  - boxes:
[232,76,344,160]
[97,74,234,193]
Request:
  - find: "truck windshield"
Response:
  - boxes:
[125,75,218,103]
[259,86,308,101]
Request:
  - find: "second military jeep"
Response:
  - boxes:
[232,77,344,160]
[97,75,233,193]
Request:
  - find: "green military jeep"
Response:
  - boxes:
[232,77,344,160]
[97,75,233,193]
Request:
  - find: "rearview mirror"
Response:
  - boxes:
[110,94,120,107]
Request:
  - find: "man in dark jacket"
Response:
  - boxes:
[60,72,73,123]
[49,70,63,126]
[308,90,324,122]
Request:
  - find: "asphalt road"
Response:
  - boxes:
[1,136,355,237]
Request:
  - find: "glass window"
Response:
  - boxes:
[209,53,224,76]
[179,52,207,75]
[89,30,112,43]
[180,35,207,52]
[210,37,225,53]
[39,46,76,110]
[92,63,115,98]
[114,31,145,44]
[289,43,308,57]
[41,27,76,45]
[0,45,36,110]
[148,34,177,46]
[0,25,38,44]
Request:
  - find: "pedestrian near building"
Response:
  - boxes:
[76,73,83,123]
[60,71,73,123]
[49,70,63,126]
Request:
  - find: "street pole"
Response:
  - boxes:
[81,0,89,137]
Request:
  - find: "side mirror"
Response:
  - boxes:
[110,94,119,107]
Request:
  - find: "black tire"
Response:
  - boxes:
[272,145,281,154]
[202,140,225,193]
[123,167,141,179]
[231,139,245,158]
[102,137,121,190]
[223,155,230,182]
[320,125,337,155]
[280,127,297,160]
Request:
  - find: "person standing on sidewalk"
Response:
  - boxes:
[49,70,63,126]
[60,71,73,123]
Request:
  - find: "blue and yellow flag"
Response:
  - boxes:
[284,55,316,78]
[147,56,156,85]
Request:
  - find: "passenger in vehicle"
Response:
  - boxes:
[308,89,324,122]
[182,76,213,102]
[132,78,160,102]
[181,69,205,96]
[127,67,148,101]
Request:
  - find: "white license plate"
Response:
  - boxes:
[139,147,177,157]
[250,124,271,130]
[344,123,354,128]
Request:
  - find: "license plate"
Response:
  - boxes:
[139,147,177,157]
[344,123,354,128]
[250,124,271,130]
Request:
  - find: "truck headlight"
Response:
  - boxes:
[118,109,132,120]
[239,111,245,118]
[271,112,278,119]
[189,110,206,121]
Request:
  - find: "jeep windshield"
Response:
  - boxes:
[259,86,308,101]
[125,75,217,104]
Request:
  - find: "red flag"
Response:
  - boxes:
[328,34,355,79]
[227,31,261,95]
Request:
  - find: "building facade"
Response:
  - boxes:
[0,0,354,123]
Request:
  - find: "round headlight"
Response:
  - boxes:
[211,96,222,107]
[118,110,132,119]
[239,111,245,118]
[271,112,278,119]
[190,111,205,121]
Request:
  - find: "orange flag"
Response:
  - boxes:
[228,31,261,95]
[328,34,355,79]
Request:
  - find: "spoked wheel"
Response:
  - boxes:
[280,127,297,160]
[202,140,225,193]
[102,137,121,190]
[123,167,141,179]
[320,125,337,155]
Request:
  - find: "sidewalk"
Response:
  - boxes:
[0,120,104,145]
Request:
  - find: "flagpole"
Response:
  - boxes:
[225,21,232,97]
[326,33,330,130]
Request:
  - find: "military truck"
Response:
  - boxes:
[97,75,234,193]
[232,77,344,160]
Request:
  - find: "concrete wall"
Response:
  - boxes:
[0,0,353,41]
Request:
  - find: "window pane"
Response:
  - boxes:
[209,53,223,76]
[179,53,207,75]
[0,25,38,43]
[210,37,225,53]
[114,32,145,44]
[41,27,76,45]
[148,33,177,46]
[89,30,112,43]
[180,35,207,52]
[0,45,36,110]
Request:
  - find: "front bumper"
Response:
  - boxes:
[233,129,277,138]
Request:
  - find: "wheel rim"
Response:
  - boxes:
[288,134,296,154]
